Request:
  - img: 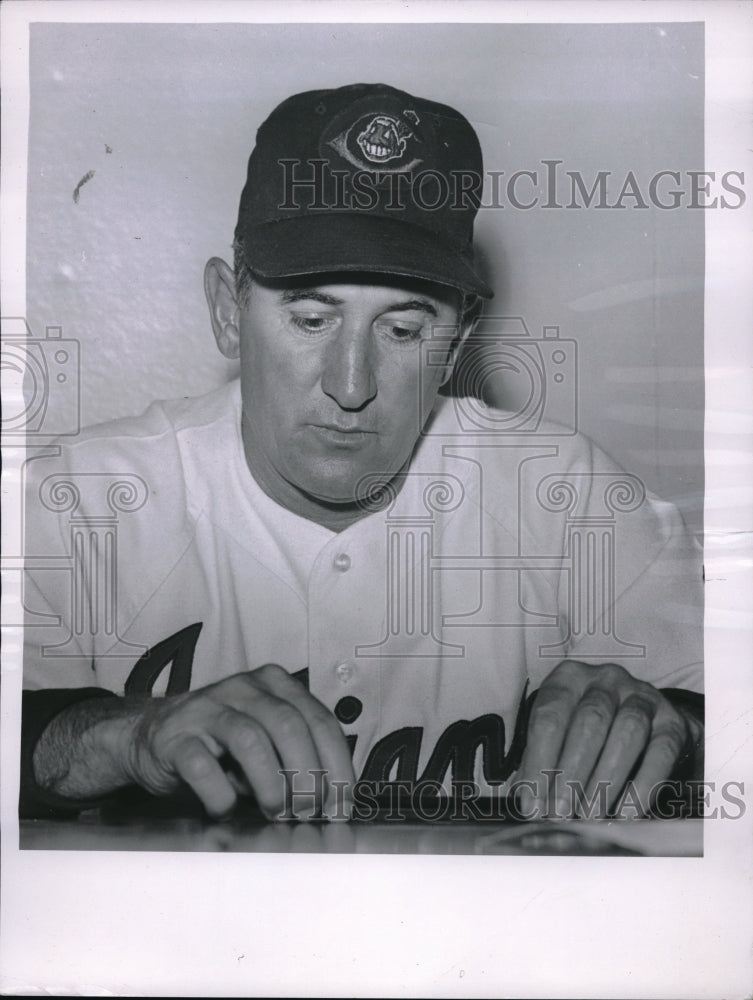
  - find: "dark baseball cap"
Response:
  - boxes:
[235,83,493,298]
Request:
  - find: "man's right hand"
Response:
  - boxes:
[33,664,355,820]
[125,664,355,818]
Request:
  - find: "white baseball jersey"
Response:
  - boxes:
[23,380,703,791]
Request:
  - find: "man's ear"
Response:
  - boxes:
[204,257,241,360]
[438,298,478,386]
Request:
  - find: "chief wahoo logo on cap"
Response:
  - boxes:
[325,107,423,172]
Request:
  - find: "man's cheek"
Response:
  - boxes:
[419,370,444,412]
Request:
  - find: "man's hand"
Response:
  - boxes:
[515,660,702,818]
[34,664,355,820]
[125,664,355,818]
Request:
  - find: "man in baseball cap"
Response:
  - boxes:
[23,83,702,825]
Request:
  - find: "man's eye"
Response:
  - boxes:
[290,315,335,334]
[377,320,424,344]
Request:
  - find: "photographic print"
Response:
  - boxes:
[2,2,751,997]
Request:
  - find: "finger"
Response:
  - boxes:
[517,683,579,813]
[225,766,252,797]
[554,685,619,816]
[586,692,657,813]
[286,695,356,818]
[242,694,327,814]
[171,735,237,818]
[253,665,356,816]
[628,716,687,814]
[213,708,294,818]
[212,670,326,799]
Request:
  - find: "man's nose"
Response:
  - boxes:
[321,324,377,410]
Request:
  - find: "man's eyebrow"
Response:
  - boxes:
[383,299,438,317]
[279,289,344,306]
[278,290,438,316]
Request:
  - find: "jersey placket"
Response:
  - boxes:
[306,524,386,768]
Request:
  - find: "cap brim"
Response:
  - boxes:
[240,214,493,299]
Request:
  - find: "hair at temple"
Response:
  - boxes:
[233,238,254,306]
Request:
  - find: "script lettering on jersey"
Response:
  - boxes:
[124,639,534,787]
[124,623,202,695]
[358,682,533,786]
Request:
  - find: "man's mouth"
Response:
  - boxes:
[309,422,376,445]
[318,422,372,433]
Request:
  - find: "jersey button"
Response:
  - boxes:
[333,552,351,572]
[335,696,363,725]
[335,661,354,683]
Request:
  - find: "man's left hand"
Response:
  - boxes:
[515,660,702,818]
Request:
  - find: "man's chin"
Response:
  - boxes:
[297,482,370,510]
[294,470,398,512]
